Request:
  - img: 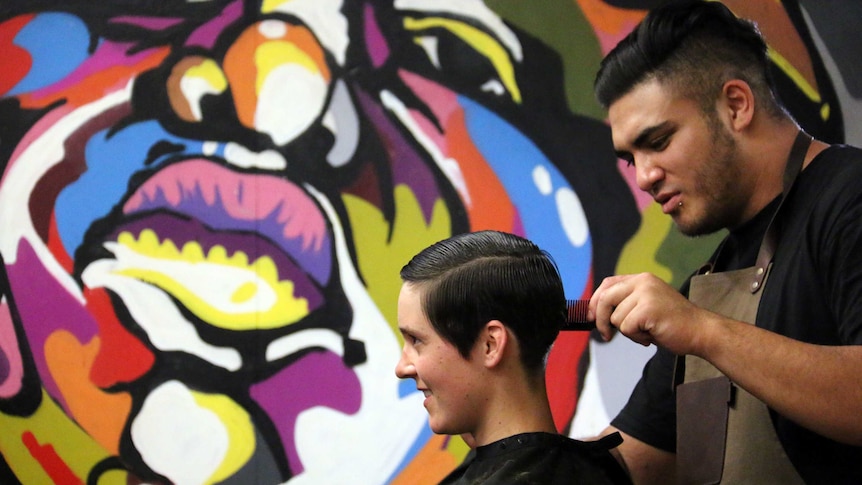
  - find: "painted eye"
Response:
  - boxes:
[223,19,332,146]
[167,56,228,123]
[404,16,521,105]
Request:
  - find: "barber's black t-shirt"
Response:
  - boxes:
[611,145,862,483]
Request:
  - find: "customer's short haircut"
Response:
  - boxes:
[400,230,565,371]
[594,0,786,119]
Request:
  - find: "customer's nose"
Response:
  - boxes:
[394,348,415,379]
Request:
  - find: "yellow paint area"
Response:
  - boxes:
[0,389,122,484]
[168,56,228,122]
[615,203,673,282]
[767,46,829,120]
[342,185,452,339]
[256,41,326,93]
[404,16,522,104]
[114,229,310,330]
[186,58,228,92]
[191,391,255,483]
[260,0,292,13]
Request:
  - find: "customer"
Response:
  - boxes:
[396,230,630,484]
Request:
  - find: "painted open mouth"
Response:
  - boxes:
[74,155,373,373]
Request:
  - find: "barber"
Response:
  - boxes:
[589,1,862,483]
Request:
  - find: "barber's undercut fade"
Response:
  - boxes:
[400,230,565,371]
[594,0,786,119]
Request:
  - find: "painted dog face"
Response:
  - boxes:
[0,0,632,482]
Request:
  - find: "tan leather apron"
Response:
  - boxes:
[675,132,812,484]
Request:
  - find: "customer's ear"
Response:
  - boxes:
[482,320,507,368]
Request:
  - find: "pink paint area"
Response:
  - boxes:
[122,159,332,284]
[250,350,361,475]
[617,158,653,211]
[398,70,460,130]
[595,20,641,56]
[6,240,99,411]
[5,104,74,177]
[0,298,24,398]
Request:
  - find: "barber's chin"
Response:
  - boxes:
[675,217,722,238]
[674,221,701,237]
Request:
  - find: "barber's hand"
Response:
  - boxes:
[588,273,706,355]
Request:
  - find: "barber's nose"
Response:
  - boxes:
[635,156,664,193]
[395,349,415,380]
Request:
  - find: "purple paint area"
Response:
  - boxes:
[250,350,361,474]
[109,16,184,30]
[364,4,389,68]
[7,240,99,409]
[112,212,324,313]
[354,88,442,223]
[186,1,243,49]
[512,212,526,238]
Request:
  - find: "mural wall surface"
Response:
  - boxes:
[0,0,856,483]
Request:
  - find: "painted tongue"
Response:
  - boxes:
[106,159,333,331]
[123,159,331,284]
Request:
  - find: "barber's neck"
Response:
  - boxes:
[731,120,807,229]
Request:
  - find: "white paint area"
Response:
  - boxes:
[281,185,427,485]
[256,64,328,146]
[82,259,243,371]
[131,381,228,485]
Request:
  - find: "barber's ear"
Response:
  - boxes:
[721,79,755,131]
[481,320,508,368]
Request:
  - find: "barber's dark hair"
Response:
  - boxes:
[594,0,786,118]
[400,230,565,371]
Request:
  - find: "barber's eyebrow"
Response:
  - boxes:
[614,121,673,161]
[632,122,672,149]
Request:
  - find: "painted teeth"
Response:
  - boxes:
[107,228,310,330]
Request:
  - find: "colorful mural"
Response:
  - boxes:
[0,0,855,483]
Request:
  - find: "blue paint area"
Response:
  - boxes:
[386,417,435,483]
[9,12,92,95]
[398,378,417,399]
[54,121,199,254]
[389,382,432,481]
[459,96,592,297]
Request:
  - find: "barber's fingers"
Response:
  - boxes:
[590,274,636,341]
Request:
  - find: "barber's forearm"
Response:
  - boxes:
[694,315,862,445]
[600,427,675,485]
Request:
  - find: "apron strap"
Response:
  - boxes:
[750,131,812,293]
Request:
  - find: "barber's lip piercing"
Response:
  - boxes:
[678,201,683,207]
